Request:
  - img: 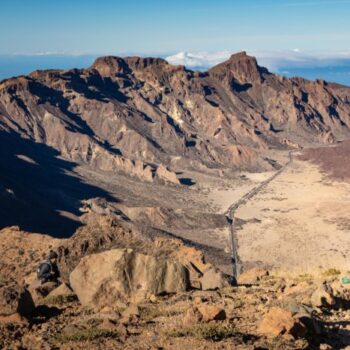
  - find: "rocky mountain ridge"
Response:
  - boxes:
[1,51,350,237]
[1,51,350,182]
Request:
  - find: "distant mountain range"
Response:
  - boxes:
[1,51,350,235]
[1,51,350,86]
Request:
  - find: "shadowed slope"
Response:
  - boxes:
[0,130,116,237]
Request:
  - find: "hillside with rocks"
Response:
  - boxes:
[1,52,350,349]
[1,52,350,179]
[0,212,350,349]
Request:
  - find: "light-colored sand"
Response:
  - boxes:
[235,159,350,275]
[208,172,274,214]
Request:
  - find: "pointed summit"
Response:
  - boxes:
[209,51,269,84]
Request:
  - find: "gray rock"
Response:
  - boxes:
[200,268,229,291]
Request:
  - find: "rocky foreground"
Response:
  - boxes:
[0,213,349,350]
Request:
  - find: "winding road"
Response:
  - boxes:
[225,151,293,279]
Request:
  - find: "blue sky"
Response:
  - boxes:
[1,0,350,54]
[1,0,350,84]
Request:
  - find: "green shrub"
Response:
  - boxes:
[298,273,313,281]
[139,306,182,322]
[56,328,119,343]
[43,293,78,305]
[167,323,237,341]
[322,268,341,277]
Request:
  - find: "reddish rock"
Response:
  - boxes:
[197,305,226,322]
[238,268,269,285]
[258,307,307,338]
[183,306,203,325]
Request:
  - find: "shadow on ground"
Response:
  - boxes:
[0,130,116,237]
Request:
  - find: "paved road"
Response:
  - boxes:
[225,151,293,279]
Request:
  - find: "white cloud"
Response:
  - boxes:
[165,50,350,72]
[166,51,231,69]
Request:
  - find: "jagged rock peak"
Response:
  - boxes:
[209,51,269,83]
[228,51,255,62]
[124,56,169,70]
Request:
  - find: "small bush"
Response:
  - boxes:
[56,328,119,343]
[139,306,182,322]
[322,268,341,277]
[298,273,313,281]
[43,293,78,305]
[167,323,238,341]
[260,336,309,350]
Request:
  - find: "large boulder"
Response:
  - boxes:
[183,306,203,326]
[238,267,269,285]
[197,305,226,322]
[200,267,230,290]
[70,249,190,308]
[258,307,307,339]
[0,282,35,321]
[46,283,73,299]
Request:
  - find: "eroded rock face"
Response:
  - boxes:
[69,248,190,308]
[1,51,350,184]
[155,164,180,184]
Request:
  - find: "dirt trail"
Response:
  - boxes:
[226,151,293,278]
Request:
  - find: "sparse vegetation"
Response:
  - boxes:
[322,268,341,277]
[167,323,238,341]
[139,305,182,322]
[260,336,309,350]
[18,249,24,256]
[55,328,119,343]
[42,293,78,305]
[298,273,313,282]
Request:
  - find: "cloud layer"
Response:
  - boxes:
[166,50,350,72]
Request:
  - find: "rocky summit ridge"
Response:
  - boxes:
[1,51,350,182]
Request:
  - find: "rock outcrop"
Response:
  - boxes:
[0,282,35,321]
[310,283,335,308]
[200,267,230,290]
[238,267,269,285]
[1,51,350,183]
[258,307,307,339]
[69,248,190,308]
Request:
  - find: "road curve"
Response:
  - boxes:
[225,151,293,279]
